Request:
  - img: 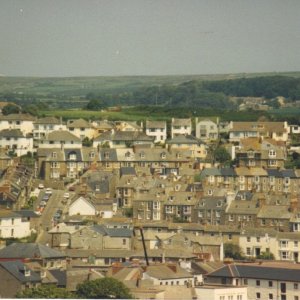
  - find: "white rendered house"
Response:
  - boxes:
[0,211,31,238]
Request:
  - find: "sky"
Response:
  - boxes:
[0,0,300,77]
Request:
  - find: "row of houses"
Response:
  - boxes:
[0,112,298,157]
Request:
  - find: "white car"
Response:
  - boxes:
[45,188,52,195]
[63,192,70,199]
[38,183,45,189]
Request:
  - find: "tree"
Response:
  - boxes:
[86,99,107,111]
[76,277,133,299]
[16,285,73,299]
[82,137,93,147]
[214,146,231,165]
[2,103,21,115]
[224,243,244,260]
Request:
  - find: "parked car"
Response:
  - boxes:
[38,183,44,189]
[63,192,70,199]
[40,200,47,206]
[42,194,50,201]
[45,188,52,195]
[69,186,75,192]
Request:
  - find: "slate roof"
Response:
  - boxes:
[226,200,260,215]
[13,210,39,218]
[46,130,81,142]
[166,135,202,145]
[198,197,227,210]
[99,149,118,161]
[172,118,191,127]
[235,191,253,201]
[145,265,193,280]
[0,114,36,121]
[220,168,236,176]
[49,269,67,286]
[64,149,82,161]
[257,205,291,219]
[146,120,166,129]
[92,224,133,237]
[95,131,153,142]
[0,243,66,259]
[0,129,24,138]
[0,261,41,283]
[208,264,300,282]
[0,210,22,219]
[120,167,136,176]
[35,117,61,125]
[67,118,91,128]
[230,122,287,133]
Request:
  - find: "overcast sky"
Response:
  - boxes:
[0,0,299,77]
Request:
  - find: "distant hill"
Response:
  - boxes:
[0,72,299,109]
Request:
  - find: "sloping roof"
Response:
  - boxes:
[257,205,291,219]
[67,118,91,128]
[95,131,154,142]
[146,120,166,129]
[0,114,36,121]
[92,224,133,237]
[145,265,193,280]
[35,117,61,125]
[49,269,67,286]
[46,130,81,142]
[13,210,39,218]
[0,210,22,219]
[120,167,136,176]
[0,129,24,138]
[64,149,82,161]
[0,261,41,283]
[208,264,300,282]
[0,243,65,259]
[230,122,287,133]
[172,118,191,127]
[166,135,201,145]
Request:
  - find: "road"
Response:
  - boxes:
[36,189,66,245]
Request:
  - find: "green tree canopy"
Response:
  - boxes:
[2,103,21,115]
[224,243,245,260]
[86,99,107,111]
[16,285,73,299]
[76,277,133,299]
[214,146,231,165]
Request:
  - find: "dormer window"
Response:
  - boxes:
[140,152,145,159]
[125,151,131,158]
[161,152,166,159]
[69,153,77,161]
[104,151,109,159]
[89,152,95,159]
[217,200,222,207]
[269,150,276,157]
[52,152,57,158]
[247,151,254,158]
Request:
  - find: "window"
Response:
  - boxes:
[229,215,234,222]
[237,296,243,300]
[269,294,273,300]
[294,283,298,290]
[11,218,14,225]
[256,292,261,299]
[269,281,273,287]
[246,247,251,255]
[122,239,126,245]
[243,279,248,285]
[257,237,260,242]
[295,296,299,300]
[256,280,260,286]
[294,241,298,248]
[11,229,14,237]
[247,236,251,242]
[228,234,232,240]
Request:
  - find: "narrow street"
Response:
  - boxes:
[36,189,65,245]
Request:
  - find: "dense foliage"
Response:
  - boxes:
[203,76,300,100]
[224,243,245,260]
[76,277,133,299]
[16,285,73,298]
